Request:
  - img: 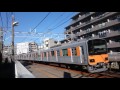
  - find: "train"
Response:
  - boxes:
[15,38,109,73]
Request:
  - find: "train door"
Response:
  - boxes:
[79,46,85,64]
[37,51,41,61]
[57,50,62,62]
[71,46,85,65]
[43,52,47,61]
[40,52,43,61]
[49,51,56,62]
[54,50,58,62]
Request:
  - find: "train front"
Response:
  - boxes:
[87,39,109,73]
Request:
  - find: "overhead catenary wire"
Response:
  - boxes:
[21,12,51,43]
[3,13,13,45]
[29,12,66,42]
[33,12,75,43]
[43,12,75,34]
[43,12,65,32]
[33,18,71,43]
[3,12,9,42]
[31,12,51,32]
[51,12,74,29]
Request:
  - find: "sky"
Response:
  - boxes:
[0,12,77,46]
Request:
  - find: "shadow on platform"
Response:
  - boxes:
[0,58,15,78]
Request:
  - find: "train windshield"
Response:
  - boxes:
[88,39,107,55]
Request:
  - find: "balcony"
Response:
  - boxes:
[64,28,72,34]
[91,19,120,32]
[78,19,120,36]
[105,31,120,38]
[90,35,99,39]
[71,12,119,32]
[71,12,95,24]
[76,31,86,36]
[107,42,120,48]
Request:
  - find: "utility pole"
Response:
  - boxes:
[11,15,14,61]
[11,14,18,61]
[0,27,3,53]
[0,27,3,62]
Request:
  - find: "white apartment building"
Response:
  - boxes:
[38,38,60,50]
[16,42,38,55]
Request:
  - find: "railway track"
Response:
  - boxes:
[20,61,120,78]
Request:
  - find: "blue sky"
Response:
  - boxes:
[0,12,77,46]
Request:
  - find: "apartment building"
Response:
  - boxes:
[16,42,38,55]
[64,12,120,53]
[42,38,59,50]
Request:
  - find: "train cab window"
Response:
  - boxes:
[51,51,54,56]
[44,52,46,57]
[62,49,68,56]
[57,50,60,56]
[71,47,77,56]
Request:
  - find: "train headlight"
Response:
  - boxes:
[90,59,95,62]
[105,57,108,60]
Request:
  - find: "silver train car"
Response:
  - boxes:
[15,39,109,73]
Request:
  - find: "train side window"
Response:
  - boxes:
[38,53,40,57]
[62,49,68,56]
[57,50,60,56]
[71,47,77,56]
[44,52,46,57]
[51,51,54,56]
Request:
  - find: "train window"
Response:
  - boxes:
[62,49,68,56]
[44,52,46,57]
[57,50,60,56]
[71,47,77,56]
[51,51,54,56]
[38,53,40,57]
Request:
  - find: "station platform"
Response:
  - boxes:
[0,59,35,78]
[15,61,35,78]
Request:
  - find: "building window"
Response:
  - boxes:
[46,44,48,47]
